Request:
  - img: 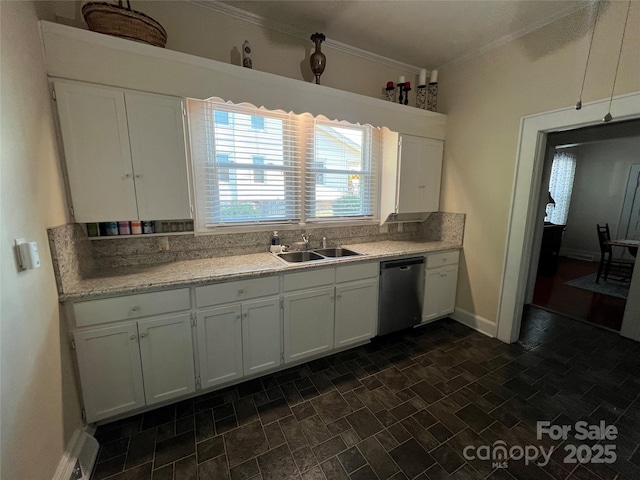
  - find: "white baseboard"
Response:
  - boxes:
[450,307,497,338]
[52,426,99,480]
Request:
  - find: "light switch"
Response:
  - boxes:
[15,238,41,270]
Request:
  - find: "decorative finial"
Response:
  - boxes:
[310,33,326,84]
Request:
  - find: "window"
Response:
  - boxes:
[253,156,265,183]
[216,153,233,182]
[315,160,326,185]
[306,122,377,221]
[188,98,379,230]
[546,150,576,225]
[214,111,229,125]
[251,115,265,131]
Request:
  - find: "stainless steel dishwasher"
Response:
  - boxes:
[378,257,425,335]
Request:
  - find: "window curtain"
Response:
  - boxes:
[547,151,576,225]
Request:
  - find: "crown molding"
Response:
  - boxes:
[189,0,422,74]
[437,2,590,71]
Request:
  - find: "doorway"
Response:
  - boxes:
[529,131,639,331]
[496,91,640,344]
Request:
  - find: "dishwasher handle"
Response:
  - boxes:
[380,257,425,271]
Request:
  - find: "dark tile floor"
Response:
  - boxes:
[532,258,626,331]
[91,307,640,480]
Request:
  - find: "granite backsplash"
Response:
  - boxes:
[47,212,464,294]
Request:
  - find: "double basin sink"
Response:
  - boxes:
[276,247,363,263]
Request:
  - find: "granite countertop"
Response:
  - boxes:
[60,240,461,302]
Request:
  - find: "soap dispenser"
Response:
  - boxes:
[270,231,281,253]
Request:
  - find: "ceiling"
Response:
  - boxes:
[213,0,592,70]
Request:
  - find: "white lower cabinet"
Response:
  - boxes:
[196,304,244,389]
[70,261,388,423]
[196,296,282,388]
[242,297,281,376]
[422,251,459,323]
[284,263,379,363]
[73,312,195,423]
[138,314,196,405]
[283,287,335,363]
[335,279,378,348]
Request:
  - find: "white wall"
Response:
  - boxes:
[562,137,640,257]
[0,2,82,479]
[48,0,419,99]
[439,1,640,324]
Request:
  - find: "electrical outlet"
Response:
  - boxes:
[397,222,404,233]
[158,237,169,252]
[379,224,389,234]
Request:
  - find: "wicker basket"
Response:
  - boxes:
[82,1,167,48]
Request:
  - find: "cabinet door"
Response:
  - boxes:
[197,305,243,388]
[73,323,145,423]
[125,93,192,220]
[335,279,378,348]
[422,265,458,323]
[438,264,459,317]
[54,81,138,222]
[283,287,334,363]
[283,287,335,363]
[138,313,196,405]
[397,135,443,213]
[242,297,281,376]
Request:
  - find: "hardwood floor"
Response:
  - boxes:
[531,257,626,330]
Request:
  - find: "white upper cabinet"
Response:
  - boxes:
[380,131,444,223]
[397,135,443,214]
[54,81,138,221]
[53,80,191,222]
[125,92,191,220]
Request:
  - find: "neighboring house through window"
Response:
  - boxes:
[188,98,379,229]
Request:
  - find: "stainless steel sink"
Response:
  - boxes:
[277,251,325,263]
[313,247,361,258]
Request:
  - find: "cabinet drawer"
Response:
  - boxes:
[196,276,279,308]
[73,288,191,327]
[336,262,378,283]
[426,250,460,269]
[283,268,335,292]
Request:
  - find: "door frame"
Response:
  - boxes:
[617,164,640,241]
[496,91,640,344]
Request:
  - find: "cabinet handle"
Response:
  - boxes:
[130,306,140,312]
[337,294,342,300]
[129,334,136,341]
[330,295,335,301]
[238,289,244,295]
[140,332,146,338]
[235,314,241,320]
[135,174,141,179]
[124,174,132,179]
[243,312,248,318]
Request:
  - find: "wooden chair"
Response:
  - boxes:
[596,223,634,283]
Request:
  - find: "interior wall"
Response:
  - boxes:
[561,137,640,257]
[48,0,418,100]
[438,1,640,324]
[0,2,82,479]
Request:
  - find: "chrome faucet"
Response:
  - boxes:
[302,233,310,250]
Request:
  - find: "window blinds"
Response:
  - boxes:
[188,98,380,230]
